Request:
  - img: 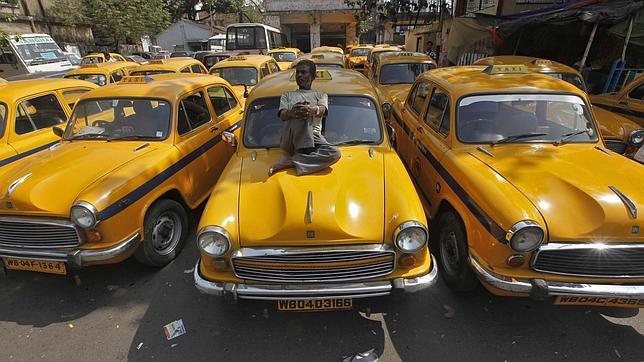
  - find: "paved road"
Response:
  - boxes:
[1,233,643,362]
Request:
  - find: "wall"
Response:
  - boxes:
[266,0,352,13]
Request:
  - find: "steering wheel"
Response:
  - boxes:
[91,120,111,128]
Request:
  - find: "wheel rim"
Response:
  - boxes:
[150,211,182,256]
[440,230,461,276]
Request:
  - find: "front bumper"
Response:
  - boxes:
[470,257,644,299]
[0,233,140,269]
[194,254,438,300]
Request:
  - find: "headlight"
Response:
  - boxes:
[70,202,97,228]
[628,129,644,146]
[393,221,428,253]
[198,226,231,257]
[505,220,545,252]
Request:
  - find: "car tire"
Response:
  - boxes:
[435,211,478,292]
[135,199,189,267]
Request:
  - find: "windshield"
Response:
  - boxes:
[317,64,343,69]
[12,38,67,65]
[244,96,382,148]
[351,48,370,56]
[210,67,258,86]
[65,74,107,86]
[270,52,296,62]
[226,26,267,50]
[380,63,433,84]
[130,70,173,76]
[457,94,599,144]
[546,72,588,92]
[66,98,171,140]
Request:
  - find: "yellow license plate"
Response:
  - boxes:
[277,298,352,312]
[555,296,644,308]
[3,257,67,275]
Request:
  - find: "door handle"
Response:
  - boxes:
[210,126,219,133]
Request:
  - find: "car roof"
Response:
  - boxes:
[76,73,228,102]
[268,47,300,54]
[247,68,376,102]
[312,46,344,54]
[378,52,436,66]
[351,45,373,51]
[65,61,139,75]
[293,52,345,66]
[83,53,122,58]
[211,54,274,68]
[132,58,202,72]
[0,78,98,104]
[419,66,586,99]
[474,56,581,77]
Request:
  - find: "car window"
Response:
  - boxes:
[15,94,67,135]
[380,63,434,84]
[269,61,280,73]
[130,70,173,76]
[177,91,211,135]
[628,83,644,101]
[210,67,258,86]
[457,94,598,144]
[424,88,450,136]
[260,63,270,78]
[244,96,381,148]
[180,67,192,73]
[270,52,296,62]
[65,73,107,86]
[61,89,92,109]
[207,86,238,116]
[407,81,430,115]
[110,70,124,83]
[191,64,204,74]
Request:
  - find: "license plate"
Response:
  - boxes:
[555,296,644,308]
[2,257,67,275]
[277,298,352,312]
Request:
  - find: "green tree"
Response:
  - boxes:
[165,0,261,23]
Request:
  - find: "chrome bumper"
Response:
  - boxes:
[470,257,644,299]
[0,233,140,269]
[194,255,438,300]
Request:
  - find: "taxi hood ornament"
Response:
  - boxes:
[608,186,637,219]
[6,173,32,200]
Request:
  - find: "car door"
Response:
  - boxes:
[205,84,242,179]
[396,80,430,169]
[413,85,451,209]
[173,89,218,203]
[619,81,644,126]
[0,102,17,166]
[9,92,69,157]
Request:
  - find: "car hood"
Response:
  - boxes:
[594,107,640,140]
[277,62,291,71]
[0,141,157,216]
[380,84,413,104]
[471,144,644,241]
[238,147,384,246]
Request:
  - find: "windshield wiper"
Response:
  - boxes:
[108,135,155,141]
[491,133,548,146]
[334,139,377,146]
[69,133,108,140]
[555,129,590,146]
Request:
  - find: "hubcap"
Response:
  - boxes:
[440,230,461,275]
[151,212,182,256]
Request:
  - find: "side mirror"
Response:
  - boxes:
[222,131,237,147]
[243,84,249,98]
[52,126,64,138]
[385,123,397,149]
[382,102,392,119]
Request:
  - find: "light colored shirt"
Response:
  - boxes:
[278,89,328,152]
[279,89,328,133]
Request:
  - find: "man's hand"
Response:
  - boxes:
[292,101,317,119]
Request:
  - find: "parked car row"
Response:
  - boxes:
[0,47,641,312]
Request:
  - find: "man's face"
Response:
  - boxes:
[295,64,314,89]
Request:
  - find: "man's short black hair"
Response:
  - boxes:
[296,59,316,77]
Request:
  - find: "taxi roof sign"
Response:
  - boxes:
[532,59,553,66]
[120,76,152,84]
[289,70,332,81]
[80,63,100,68]
[228,56,247,61]
[150,59,166,64]
[484,65,529,75]
[311,54,325,59]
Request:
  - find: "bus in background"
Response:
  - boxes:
[209,34,226,52]
[0,34,74,78]
[225,23,287,54]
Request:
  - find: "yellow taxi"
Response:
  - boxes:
[0,74,243,275]
[81,52,127,64]
[389,64,644,307]
[474,56,644,158]
[592,74,644,127]
[364,45,403,77]
[129,57,209,76]
[346,45,373,73]
[0,79,97,170]
[209,54,280,100]
[370,52,436,106]
[267,47,302,71]
[291,52,347,70]
[64,61,140,86]
[194,68,436,309]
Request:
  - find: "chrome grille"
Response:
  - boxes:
[533,244,644,277]
[604,140,628,155]
[232,247,396,283]
[0,218,82,249]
